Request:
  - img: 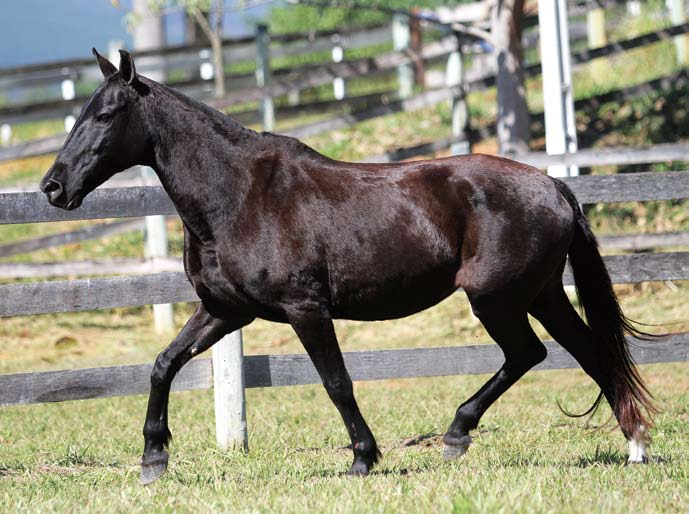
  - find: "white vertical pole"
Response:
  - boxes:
[107,40,124,67]
[141,167,174,334]
[256,24,274,132]
[446,35,469,156]
[627,1,641,16]
[393,13,413,99]
[212,330,248,450]
[61,76,76,133]
[538,0,578,178]
[331,34,346,100]
[132,0,166,83]
[670,0,688,66]
[0,124,11,146]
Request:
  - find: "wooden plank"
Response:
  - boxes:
[598,231,689,251]
[561,252,689,285]
[561,171,689,203]
[2,333,687,406]
[0,187,176,224]
[0,272,196,317]
[1,252,687,318]
[0,358,212,406]
[0,219,145,257]
[0,23,390,78]
[516,144,689,169]
[211,37,458,109]
[2,233,682,279]
[0,134,65,162]
[285,87,457,139]
[0,257,183,279]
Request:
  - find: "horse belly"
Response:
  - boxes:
[330,263,458,321]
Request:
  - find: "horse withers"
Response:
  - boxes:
[40,49,656,484]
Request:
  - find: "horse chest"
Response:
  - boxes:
[185,246,248,313]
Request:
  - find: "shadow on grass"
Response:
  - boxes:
[574,449,671,468]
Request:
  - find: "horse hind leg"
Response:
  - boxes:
[528,281,649,464]
[443,294,547,460]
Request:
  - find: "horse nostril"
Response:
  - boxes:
[43,178,64,202]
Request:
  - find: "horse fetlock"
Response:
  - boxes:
[442,434,472,461]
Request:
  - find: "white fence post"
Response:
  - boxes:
[256,23,275,132]
[141,166,174,334]
[538,0,579,178]
[393,13,413,99]
[446,34,470,155]
[332,34,346,100]
[61,74,76,133]
[0,124,11,146]
[212,330,248,450]
[669,0,688,65]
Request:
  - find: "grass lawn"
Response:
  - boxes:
[0,363,687,513]
[1,282,688,513]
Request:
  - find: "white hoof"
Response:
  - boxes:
[627,425,649,465]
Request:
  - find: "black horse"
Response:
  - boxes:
[41,50,655,484]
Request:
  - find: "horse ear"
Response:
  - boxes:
[118,49,137,85]
[92,48,117,79]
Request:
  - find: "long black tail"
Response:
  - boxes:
[551,178,657,438]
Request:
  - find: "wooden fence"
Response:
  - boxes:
[3,20,688,163]
[1,159,687,452]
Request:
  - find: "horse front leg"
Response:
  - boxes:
[288,310,380,476]
[140,303,251,485]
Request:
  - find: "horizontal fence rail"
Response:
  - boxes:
[2,333,687,407]
[1,252,687,317]
[2,231,687,279]
[1,170,686,225]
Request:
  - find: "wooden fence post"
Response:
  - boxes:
[331,34,346,100]
[212,330,248,450]
[393,13,413,99]
[410,8,425,88]
[256,23,275,131]
[670,0,688,66]
[141,166,174,334]
[446,34,469,155]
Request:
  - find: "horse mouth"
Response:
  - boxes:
[65,196,83,210]
[45,190,83,210]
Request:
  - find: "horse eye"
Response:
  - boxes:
[96,113,113,123]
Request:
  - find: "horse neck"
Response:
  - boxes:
[140,79,262,242]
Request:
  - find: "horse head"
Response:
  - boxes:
[40,49,151,210]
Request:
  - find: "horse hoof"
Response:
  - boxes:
[347,460,370,477]
[442,435,472,461]
[140,452,169,485]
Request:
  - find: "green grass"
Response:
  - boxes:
[1,361,687,513]
[1,281,687,513]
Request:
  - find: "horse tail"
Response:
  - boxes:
[550,178,657,439]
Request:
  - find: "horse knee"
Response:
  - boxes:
[506,343,547,373]
[150,353,172,388]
